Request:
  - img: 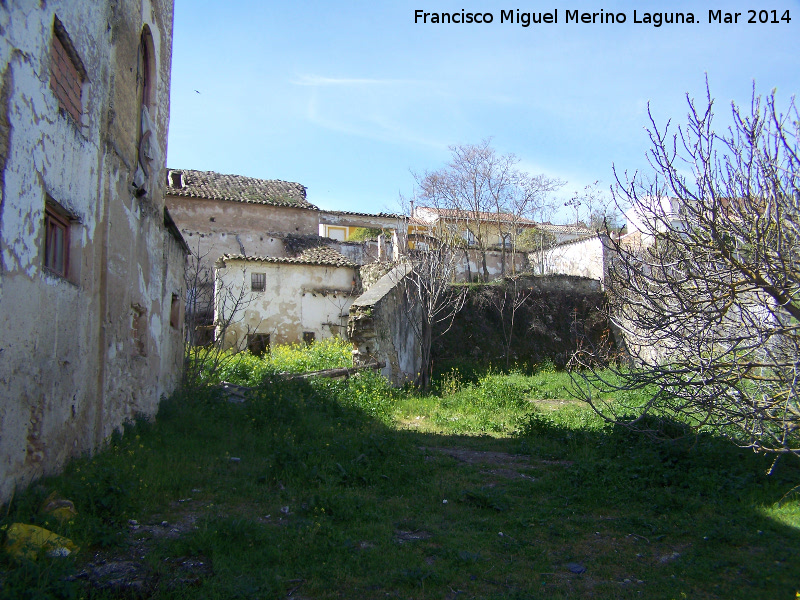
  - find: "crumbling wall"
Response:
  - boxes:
[167,195,319,265]
[433,275,610,368]
[216,258,358,348]
[358,262,395,293]
[0,1,183,503]
[348,263,422,385]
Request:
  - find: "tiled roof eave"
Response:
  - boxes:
[219,253,356,269]
[166,190,320,210]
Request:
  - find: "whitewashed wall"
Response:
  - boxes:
[215,258,358,349]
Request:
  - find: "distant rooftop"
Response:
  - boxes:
[536,222,594,236]
[219,246,355,268]
[414,207,594,235]
[165,169,317,210]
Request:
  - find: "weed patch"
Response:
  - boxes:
[2,360,800,599]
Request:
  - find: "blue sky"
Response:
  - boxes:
[166,1,799,221]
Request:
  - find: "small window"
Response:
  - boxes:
[50,17,86,123]
[251,272,266,292]
[44,204,70,277]
[303,332,315,345]
[247,333,269,356]
[170,293,181,329]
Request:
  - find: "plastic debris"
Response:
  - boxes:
[1,523,78,560]
[40,492,77,523]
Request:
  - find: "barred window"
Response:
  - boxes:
[251,272,266,292]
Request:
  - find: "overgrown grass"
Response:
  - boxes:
[2,348,800,599]
[199,336,354,386]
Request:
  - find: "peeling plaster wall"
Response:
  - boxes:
[166,195,319,269]
[348,263,423,386]
[0,1,183,503]
[318,212,402,231]
[215,259,358,349]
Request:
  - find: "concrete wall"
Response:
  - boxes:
[348,263,423,385]
[215,258,358,349]
[0,1,184,503]
[528,235,609,284]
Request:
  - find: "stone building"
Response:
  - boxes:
[165,168,319,265]
[215,247,359,351]
[0,1,185,502]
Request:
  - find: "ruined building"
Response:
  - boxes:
[166,168,406,351]
[0,1,186,503]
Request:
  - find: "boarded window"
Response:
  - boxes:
[303,332,316,345]
[251,272,266,292]
[44,203,70,277]
[50,17,86,123]
[247,333,270,356]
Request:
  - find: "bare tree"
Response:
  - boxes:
[517,225,557,274]
[182,245,258,387]
[480,277,532,368]
[402,246,468,389]
[571,85,800,458]
[414,140,562,281]
[568,181,622,232]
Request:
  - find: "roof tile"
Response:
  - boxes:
[165,168,317,209]
[220,246,356,268]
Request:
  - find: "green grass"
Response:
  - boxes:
[2,350,800,599]
[199,336,354,386]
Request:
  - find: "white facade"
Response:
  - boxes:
[529,235,609,284]
[215,254,359,351]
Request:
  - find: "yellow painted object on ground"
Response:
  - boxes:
[1,523,78,560]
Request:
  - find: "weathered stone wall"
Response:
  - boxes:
[348,263,423,385]
[167,195,319,266]
[0,1,184,503]
[433,275,609,368]
[358,262,395,293]
[216,258,358,349]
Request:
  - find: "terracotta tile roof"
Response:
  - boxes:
[220,246,355,268]
[536,222,594,236]
[165,168,317,209]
